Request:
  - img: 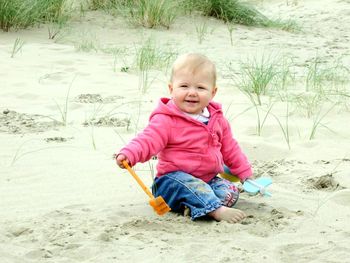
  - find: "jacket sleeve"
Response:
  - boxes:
[220,118,253,181]
[118,114,170,166]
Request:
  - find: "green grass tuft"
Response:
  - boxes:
[188,0,269,26]
[0,0,69,32]
[235,54,280,105]
[127,0,177,29]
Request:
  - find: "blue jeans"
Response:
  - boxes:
[152,171,239,220]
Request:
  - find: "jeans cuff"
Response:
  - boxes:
[190,201,222,220]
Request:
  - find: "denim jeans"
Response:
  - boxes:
[152,171,239,220]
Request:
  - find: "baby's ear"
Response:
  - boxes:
[211,86,218,97]
[168,83,173,93]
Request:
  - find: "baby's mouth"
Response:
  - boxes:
[185,100,198,104]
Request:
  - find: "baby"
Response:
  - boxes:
[116,53,253,223]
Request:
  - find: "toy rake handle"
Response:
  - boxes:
[122,160,155,199]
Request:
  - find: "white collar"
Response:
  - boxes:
[184,107,210,123]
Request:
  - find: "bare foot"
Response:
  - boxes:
[208,206,246,223]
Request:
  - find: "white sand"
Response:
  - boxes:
[1,0,350,262]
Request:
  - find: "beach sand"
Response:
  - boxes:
[1,0,350,262]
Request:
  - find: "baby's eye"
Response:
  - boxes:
[180,85,188,88]
[198,86,206,90]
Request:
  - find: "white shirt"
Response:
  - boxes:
[183,107,210,123]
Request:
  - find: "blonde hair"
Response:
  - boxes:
[170,53,217,86]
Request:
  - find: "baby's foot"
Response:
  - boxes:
[183,206,191,217]
[208,206,246,223]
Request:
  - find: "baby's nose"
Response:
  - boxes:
[188,87,197,94]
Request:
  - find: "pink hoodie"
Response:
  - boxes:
[119,98,252,182]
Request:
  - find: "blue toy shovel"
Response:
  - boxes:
[219,166,272,197]
[243,178,272,197]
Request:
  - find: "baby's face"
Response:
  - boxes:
[169,67,217,114]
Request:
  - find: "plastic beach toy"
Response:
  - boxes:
[219,165,272,197]
[244,178,272,197]
[122,161,171,215]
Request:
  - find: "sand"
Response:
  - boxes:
[1,0,350,262]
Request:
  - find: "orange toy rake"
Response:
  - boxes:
[122,160,171,216]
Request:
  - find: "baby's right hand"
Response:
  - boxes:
[116,154,130,169]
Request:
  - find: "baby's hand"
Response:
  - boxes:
[242,174,254,183]
[116,154,130,169]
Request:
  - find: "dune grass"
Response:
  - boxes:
[128,0,177,29]
[90,0,178,28]
[86,0,296,30]
[229,52,350,147]
[134,38,177,92]
[10,138,74,166]
[195,21,209,44]
[74,32,100,52]
[306,56,350,95]
[290,92,322,118]
[309,103,337,140]
[54,75,76,126]
[183,0,297,31]
[189,0,268,25]
[226,22,235,46]
[10,37,25,58]
[47,6,71,40]
[0,0,70,31]
[11,139,53,165]
[102,46,130,72]
[89,0,118,10]
[271,100,291,149]
[235,54,280,106]
[264,17,301,32]
[0,0,298,33]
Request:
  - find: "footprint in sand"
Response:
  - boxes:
[25,248,53,259]
[0,109,61,134]
[306,174,344,191]
[252,159,296,178]
[74,93,124,104]
[44,136,74,143]
[75,94,103,103]
[83,116,130,127]
[242,205,303,237]
[7,226,33,237]
[38,71,66,83]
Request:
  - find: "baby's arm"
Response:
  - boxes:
[117,114,170,167]
[220,119,253,181]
